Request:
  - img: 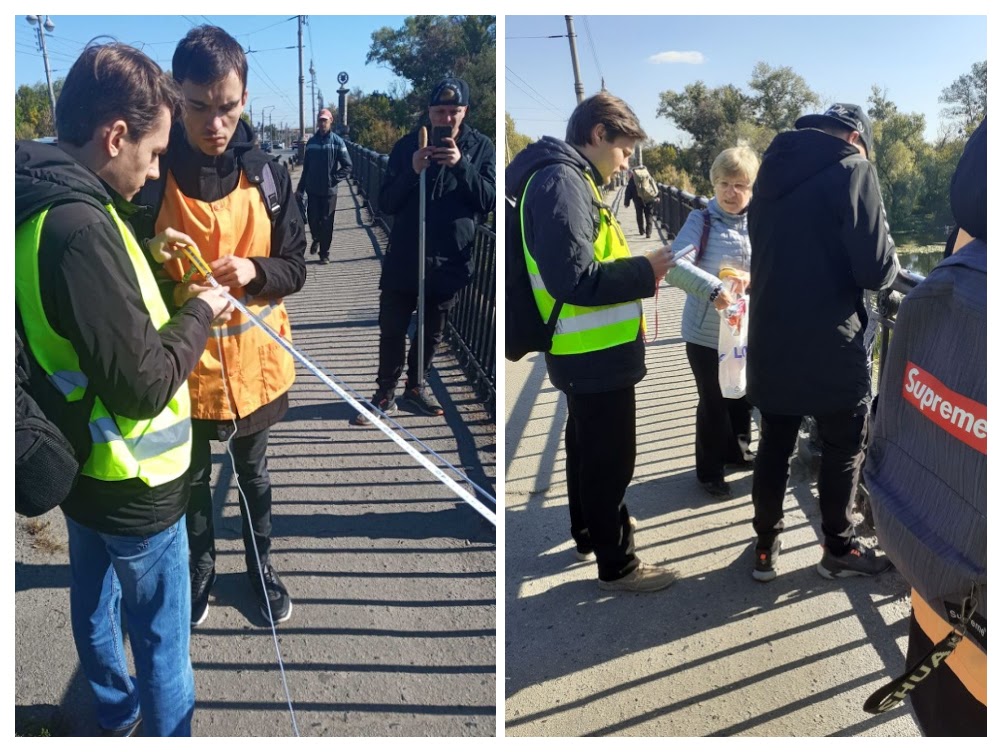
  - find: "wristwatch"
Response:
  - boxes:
[708,285,723,303]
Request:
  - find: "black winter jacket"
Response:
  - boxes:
[378,123,495,299]
[296,129,352,197]
[505,136,656,395]
[133,119,308,437]
[14,140,216,535]
[747,129,899,415]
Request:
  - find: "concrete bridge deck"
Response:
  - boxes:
[14,172,496,737]
[503,196,920,737]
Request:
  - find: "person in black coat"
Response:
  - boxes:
[623,170,655,238]
[352,77,495,422]
[295,107,352,263]
[746,103,899,583]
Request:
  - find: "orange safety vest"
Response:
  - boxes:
[912,589,987,706]
[157,171,295,420]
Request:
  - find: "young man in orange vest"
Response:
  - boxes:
[135,25,307,627]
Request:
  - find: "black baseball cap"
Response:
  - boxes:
[429,77,470,107]
[796,103,873,155]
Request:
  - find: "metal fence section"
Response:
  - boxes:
[345,140,496,408]
[656,184,708,238]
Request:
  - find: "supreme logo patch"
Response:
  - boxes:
[902,362,986,454]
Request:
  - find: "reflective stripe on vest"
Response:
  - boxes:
[158,171,296,420]
[521,170,643,355]
[14,203,192,487]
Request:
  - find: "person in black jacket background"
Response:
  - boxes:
[623,170,655,238]
[746,103,899,583]
[352,77,495,422]
[295,107,352,264]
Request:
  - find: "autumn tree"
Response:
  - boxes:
[939,60,987,136]
[505,112,531,165]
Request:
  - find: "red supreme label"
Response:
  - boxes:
[902,361,986,454]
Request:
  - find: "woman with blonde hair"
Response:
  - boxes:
[666,144,759,499]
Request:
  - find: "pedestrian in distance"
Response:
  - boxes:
[352,77,495,424]
[134,25,307,628]
[623,166,657,238]
[505,91,678,592]
[665,144,759,501]
[295,107,352,264]
[14,41,234,736]
[746,102,900,583]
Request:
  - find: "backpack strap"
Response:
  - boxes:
[694,209,712,265]
[257,161,282,221]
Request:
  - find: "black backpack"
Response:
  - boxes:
[15,328,81,517]
[505,163,601,362]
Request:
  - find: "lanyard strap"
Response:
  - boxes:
[863,586,978,714]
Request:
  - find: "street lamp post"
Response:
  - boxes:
[25,15,57,128]
[261,106,275,141]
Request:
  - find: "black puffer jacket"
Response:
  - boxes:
[133,119,307,437]
[14,140,215,536]
[505,136,656,395]
[378,123,495,299]
[747,129,899,415]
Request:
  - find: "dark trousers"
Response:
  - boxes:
[187,422,273,576]
[906,611,986,736]
[376,288,456,395]
[565,386,639,581]
[686,342,753,483]
[751,408,866,554]
[633,201,654,237]
[306,192,338,258]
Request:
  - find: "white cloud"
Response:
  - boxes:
[648,51,705,65]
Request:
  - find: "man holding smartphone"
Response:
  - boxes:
[352,77,495,422]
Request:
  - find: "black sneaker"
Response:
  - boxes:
[319,256,330,265]
[399,384,444,416]
[700,480,732,500]
[310,239,319,255]
[752,538,782,582]
[351,391,398,426]
[817,541,893,579]
[191,568,216,627]
[102,715,142,737]
[250,564,292,625]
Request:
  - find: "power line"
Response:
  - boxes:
[505,76,560,119]
[505,34,566,39]
[505,66,563,115]
[581,17,604,89]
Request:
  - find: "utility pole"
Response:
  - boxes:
[309,60,316,125]
[297,16,306,142]
[564,16,585,104]
[26,15,57,127]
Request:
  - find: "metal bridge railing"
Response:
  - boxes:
[346,141,496,408]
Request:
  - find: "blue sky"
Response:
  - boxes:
[505,15,988,146]
[14,15,411,132]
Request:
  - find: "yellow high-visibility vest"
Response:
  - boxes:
[15,203,192,486]
[522,170,644,355]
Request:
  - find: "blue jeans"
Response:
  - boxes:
[65,515,195,736]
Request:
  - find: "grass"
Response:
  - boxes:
[23,517,65,554]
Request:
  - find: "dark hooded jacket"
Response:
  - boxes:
[14,140,215,535]
[505,136,656,394]
[747,129,899,415]
[378,122,495,299]
[295,128,352,197]
[133,118,307,437]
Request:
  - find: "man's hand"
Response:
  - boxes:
[644,245,675,282]
[430,137,462,168]
[146,227,198,264]
[411,145,436,175]
[209,256,257,288]
[176,282,234,324]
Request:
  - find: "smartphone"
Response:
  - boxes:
[431,125,452,149]
[672,243,697,262]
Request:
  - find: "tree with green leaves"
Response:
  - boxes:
[939,60,986,136]
[366,15,496,138]
[748,62,819,132]
[505,112,531,165]
[15,80,62,139]
[346,89,410,154]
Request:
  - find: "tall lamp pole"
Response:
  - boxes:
[26,15,57,127]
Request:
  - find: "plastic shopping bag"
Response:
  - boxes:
[717,256,750,399]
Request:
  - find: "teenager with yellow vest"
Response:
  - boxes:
[15,43,232,736]
[134,26,307,627]
[505,92,676,592]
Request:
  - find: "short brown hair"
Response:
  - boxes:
[56,42,182,147]
[565,91,646,147]
[172,25,248,88]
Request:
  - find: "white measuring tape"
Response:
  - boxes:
[183,245,497,526]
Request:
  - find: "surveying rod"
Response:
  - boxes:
[416,126,428,390]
